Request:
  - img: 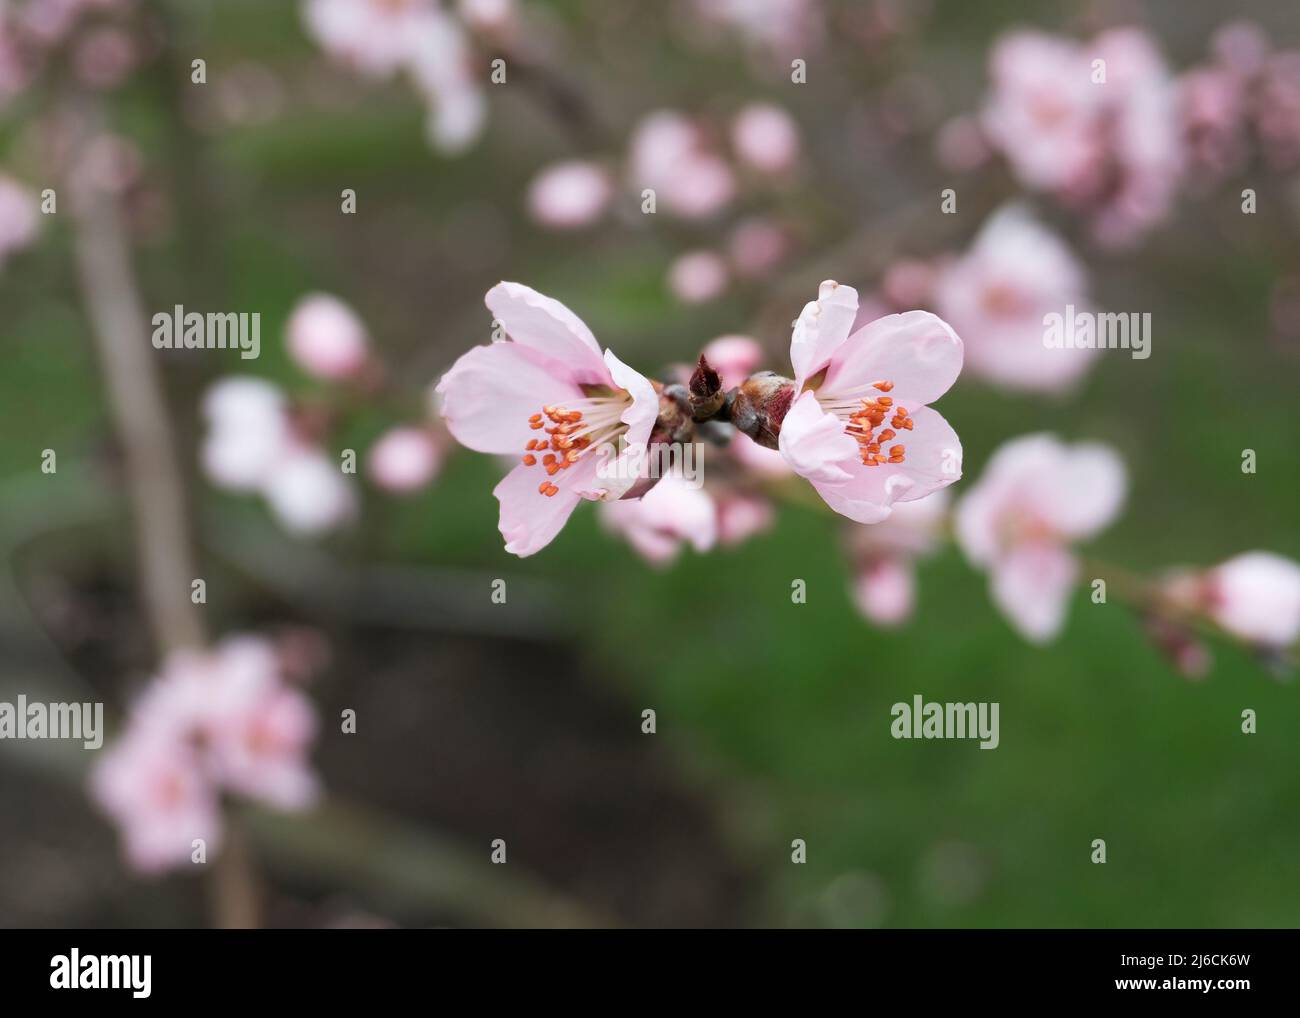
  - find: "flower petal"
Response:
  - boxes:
[484,281,608,382]
[823,310,963,407]
[436,341,582,454]
[777,389,858,484]
[494,458,592,557]
[790,280,860,389]
[989,542,1078,643]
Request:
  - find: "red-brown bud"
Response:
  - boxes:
[729,371,796,450]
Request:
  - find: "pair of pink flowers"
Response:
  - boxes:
[437,280,965,556]
[90,635,319,873]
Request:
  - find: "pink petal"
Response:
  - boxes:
[494,457,596,557]
[990,541,1078,643]
[587,348,660,501]
[1027,442,1127,540]
[436,341,582,454]
[777,389,857,485]
[790,280,860,389]
[852,556,916,627]
[484,281,608,382]
[824,310,963,407]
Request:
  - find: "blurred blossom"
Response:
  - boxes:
[715,489,774,546]
[0,174,39,268]
[727,216,789,279]
[847,489,948,626]
[0,17,28,108]
[285,292,371,381]
[690,0,823,65]
[526,159,613,230]
[668,249,729,304]
[933,113,991,173]
[628,110,735,219]
[1178,66,1248,191]
[436,282,659,557]
[601,468,718,566]
[933,205,1095,394]
[72,24,135,89]
[701,334,764,390]
[201,377,356,536]
[881,258,936,309]
[731,102,800,175]
[771,280,963,524]
[1255,52,1300,171]
[956,434,1126,643]
[981,27,1183,248]
[263,450,358,536]
[91,634,320,873]
[302,0,485,154]
[457,0,516,35]
[367,426,444,493]
[728,428,791,477]
[1210,20,1269,78]
[1199,552,1300,648]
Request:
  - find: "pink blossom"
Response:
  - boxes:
[436,282,659,557]
[668,250,729,304]
[731,102,800,175]
[881,258,937,309]
[1210,21,1269,78]
[981,27,1183,247]
[408,19,485,153]
[457,0,516,36]
[600,469,717,565]
[702,334,764,390]
[90,731,221,874]
[776,280,964,524]
[716,490,774,546]
[847,490,949,627]
[285,292,371,381]
[727,217,789,279]
[691,0,823,63]
[302,0,442,79]
[729,429,792,477]
[367,426,443,493]
[200,377,294,491]
[1178,66,1248,189]
[526,160,613,230]
[0,175,38,267]
[263,449,357,536]
[628,110,735,219]
[933,205,1095,394]
[73,25,136,90]
[1202,552,1300,648]
[955,434,1126,643]
[1255,51,1300,171]
[90,635,320,873]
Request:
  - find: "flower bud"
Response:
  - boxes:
[729,371,795,449]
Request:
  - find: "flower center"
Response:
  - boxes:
[521,392,631,497]
[817,379,913,468]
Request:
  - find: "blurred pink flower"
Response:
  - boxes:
[881,258,936,309]
[691,0,823,63]
[1178,66,1248,190]
[73,24,136,89]
[367,425,443,492]
[91,635,320,873]
[407,16,485,153]
[731,102,800,175]
[727,216,789,279]
[1203,552,1300,648]
[200,377,294,491]
[457,0,516,36]
[848,490,949,627]
[285,292,371,381]
[0,174,39,267]
[955,434,1126,643]
[526,160,613,230]
[436,282,659,556]
[200,377,356,535]
[668,249,729,304]
[981,27,1183,248]
[1255,51,1300,171]
[90,731,221,874]
[778,280,964,524]
[628,110,735,219]
[263,449,358,536]
[933,114,991,173]
[1210,20,1269,78]
[728,429,791,477]
[933,204,1095,394]
[302,0,441,78]
[702,334,764,390]
[715,489,774,546]
[601,469,718,565]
